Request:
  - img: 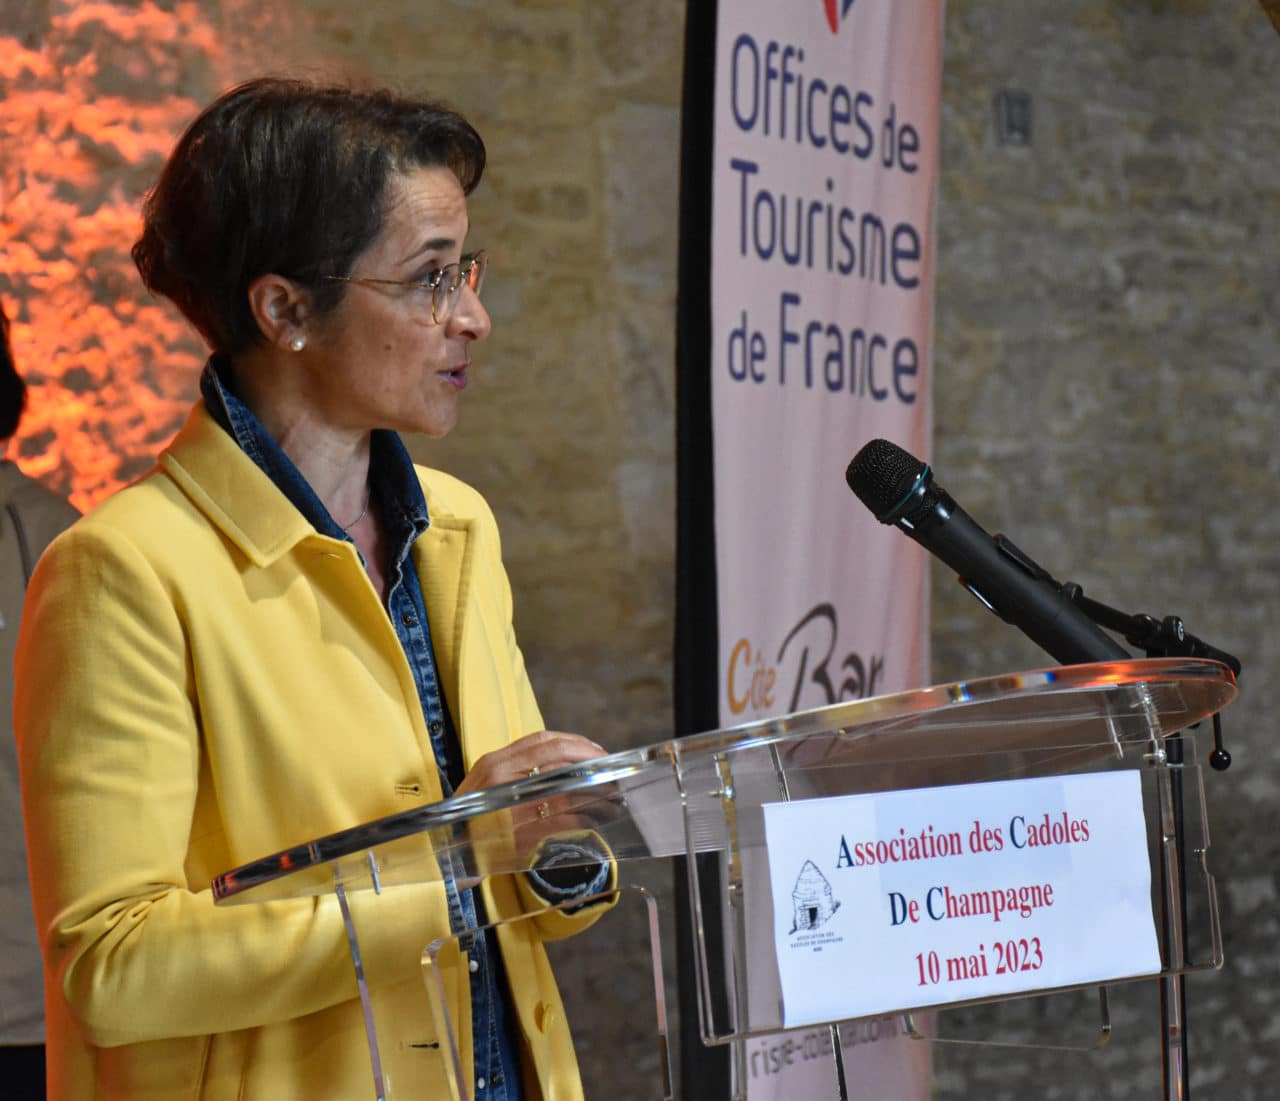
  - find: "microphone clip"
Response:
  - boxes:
[993,534,1055,584]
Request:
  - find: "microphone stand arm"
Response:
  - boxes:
[1059,582,1240,772]
[1061,586,1242,676]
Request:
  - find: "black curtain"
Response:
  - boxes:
[674,0,730,1098]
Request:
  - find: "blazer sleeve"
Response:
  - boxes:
[13,522,434,1048]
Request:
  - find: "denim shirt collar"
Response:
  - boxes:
[199,357,430,546]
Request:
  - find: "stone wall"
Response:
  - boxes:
[1,1,1276,1097]
[933,5,1278,1097]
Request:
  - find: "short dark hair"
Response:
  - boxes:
[0,298,29,440]
[132,77,487,356]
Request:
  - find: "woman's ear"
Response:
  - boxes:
[246,274,313,351]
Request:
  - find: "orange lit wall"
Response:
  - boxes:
[0,1,302,511]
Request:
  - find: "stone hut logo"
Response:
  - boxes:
[789,859,841,934]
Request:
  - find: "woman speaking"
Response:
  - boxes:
[14,78,611,1101]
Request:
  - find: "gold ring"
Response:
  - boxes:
[537,801,550,819]
[527,766,540,778]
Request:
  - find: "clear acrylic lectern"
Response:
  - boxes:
[214,657,1237,1101]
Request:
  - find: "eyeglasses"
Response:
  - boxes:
[322,250,487,325]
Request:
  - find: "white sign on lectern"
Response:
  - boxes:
[763,771,1161,1027]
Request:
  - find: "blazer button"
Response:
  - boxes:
[534,1001,556,1034]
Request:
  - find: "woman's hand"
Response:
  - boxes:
[453,729,607,796]
[455,730,609,858]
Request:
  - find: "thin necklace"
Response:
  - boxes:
[339,489,370,532]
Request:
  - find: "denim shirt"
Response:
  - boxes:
[200,361,523,1100]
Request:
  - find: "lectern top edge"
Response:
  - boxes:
[212,657,1235,904]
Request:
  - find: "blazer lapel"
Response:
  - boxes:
[412,513,473,738]
[161,403,316,566]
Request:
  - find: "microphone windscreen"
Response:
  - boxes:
[846,438,927,518]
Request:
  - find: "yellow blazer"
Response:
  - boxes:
[15,404,598,1100]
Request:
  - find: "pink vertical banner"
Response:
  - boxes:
[709,1,944,1097]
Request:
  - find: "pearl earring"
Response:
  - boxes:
[290,336,306,352]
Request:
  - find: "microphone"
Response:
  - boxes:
[846,439,1130,666]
